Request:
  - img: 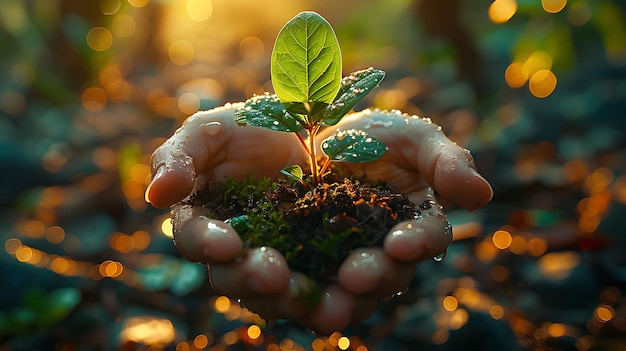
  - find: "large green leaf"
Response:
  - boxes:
[322,68,385,126]
[234,94,303,132]
[271,12,342,118]
[321,129,386,162]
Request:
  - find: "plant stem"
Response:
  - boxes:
[308,124,321,186]
[319,156,331,178]
[295,131,309,154]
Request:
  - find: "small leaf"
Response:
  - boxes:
[234,94,303,132]
[322,68,385,126]
[271,11,342,118]
[321,129,386,162]
[280,165,304,181]
[225,215,251,233]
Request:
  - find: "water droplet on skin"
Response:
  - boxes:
[433,250,447,262]
[395,288,408,296]
[201,121,224,136]
[444,224,452,236]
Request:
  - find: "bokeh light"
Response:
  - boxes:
[489,0,517,24]
[128,0,150,7]
[82,87,108,111]
[594,305,614,322]
[492,230,513,250]
[121,317,175,347]
[100,0,121,15]
[239,36,265,62]
[87,27,113,51]
[542,0,567,13]
[186,0,213,22]
[529,70,557,98]
[161,217,174,238]
[111,14,137,38]
[168,40,195,66]
[505,61,528,88]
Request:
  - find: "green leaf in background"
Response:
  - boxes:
[280,165,304,182]
[41,288,81,326]
[322,68,385,126]
[271,11,342,118]
[235,94,303,132]
[321,129,387,162]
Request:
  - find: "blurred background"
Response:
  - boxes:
[1,0,625,350]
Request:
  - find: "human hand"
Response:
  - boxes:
[146,104,493,335]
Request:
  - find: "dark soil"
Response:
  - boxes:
[186,176,420,285]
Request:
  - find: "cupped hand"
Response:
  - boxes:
[146,104,493,335]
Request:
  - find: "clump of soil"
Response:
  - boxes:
[187,176,419,284]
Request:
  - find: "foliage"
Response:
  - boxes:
[235,12,387,186]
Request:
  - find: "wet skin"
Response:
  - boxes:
[146,103,493,335]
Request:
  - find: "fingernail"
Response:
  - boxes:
[145,165,164,204]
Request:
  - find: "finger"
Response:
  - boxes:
[384,204,452,262]
[306,285,354,336]
[390,113,493,210]
[338,247,417,298]
[375,260,416,298]
[209,247,290,298]
[172,204,243,264]
[241,272,319,320]
[146,107,236,208]
[338,248,393,295]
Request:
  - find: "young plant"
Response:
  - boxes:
[235,11,387,186]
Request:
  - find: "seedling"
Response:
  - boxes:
[235,11,386,186]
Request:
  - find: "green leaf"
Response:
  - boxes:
[271,11,342,118]
[234,94,303,132]
[322,68,385,126]
[321,129,386,162]
[280,165,304,181]
[225,215,251,233]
